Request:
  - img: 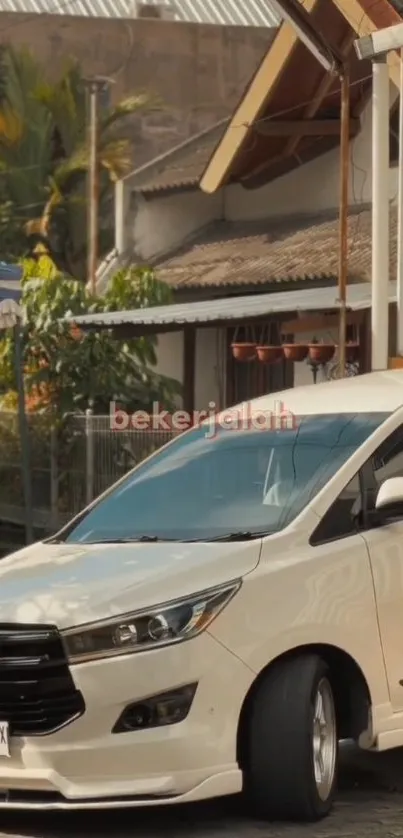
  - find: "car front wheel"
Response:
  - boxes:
[244,654,338,821]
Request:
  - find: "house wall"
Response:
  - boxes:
[128,189,223,261]
[135,83,396,404]
[156,328,225,411]
[155,323,337,411]
[1,13,273,168]
[224,86,398,221]
[149,90,383,401]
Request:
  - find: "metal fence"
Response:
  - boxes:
[0,410,179,532]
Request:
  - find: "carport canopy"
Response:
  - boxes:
[66,281,396,337]
[66,280,393,414]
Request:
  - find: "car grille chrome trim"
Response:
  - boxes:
[0,623,85,736]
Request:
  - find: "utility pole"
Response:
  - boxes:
[83,77,111,295]
[337,70,350,379]
[371,56,390,371]
[268,0,350,376]
[397,46,403,356]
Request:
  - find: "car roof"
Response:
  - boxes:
[229,370,403,418]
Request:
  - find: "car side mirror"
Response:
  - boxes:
[375,476,403,521]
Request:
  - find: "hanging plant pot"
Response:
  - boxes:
[256,345,284,364]
[231,342,257,362]
[308,343,335,364]
[282,343,309,362]
[345,341,360,363]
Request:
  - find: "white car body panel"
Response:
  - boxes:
[0,371,403,807]
[0,540,261,627]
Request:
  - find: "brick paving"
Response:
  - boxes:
[1,746,403,838]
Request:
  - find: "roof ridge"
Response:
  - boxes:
[122,118,229,187]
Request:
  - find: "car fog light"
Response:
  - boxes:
[112,683,198,733]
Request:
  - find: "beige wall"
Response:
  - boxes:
[154,328,225,411]
[128,188,223,260]
[0,13,273,167]
[156,324,341,409]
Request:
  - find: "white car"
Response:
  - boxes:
[4,370,403,821]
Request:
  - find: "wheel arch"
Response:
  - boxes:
[237,643,372,770]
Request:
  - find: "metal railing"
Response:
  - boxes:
[0,410,179,532]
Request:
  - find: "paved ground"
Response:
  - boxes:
[1,745,403,838]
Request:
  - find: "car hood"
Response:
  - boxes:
[0,539,262,629]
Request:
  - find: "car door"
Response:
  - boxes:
[361,423,403,711]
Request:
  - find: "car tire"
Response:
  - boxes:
[243,654,338,821]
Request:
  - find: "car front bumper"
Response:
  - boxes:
[0,632,253,809]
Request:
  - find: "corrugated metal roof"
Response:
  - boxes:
[0,263,22,281]
[2,0,280,26]
[0,263,23,302]
[0,281,21,302]
[68,281,394,331]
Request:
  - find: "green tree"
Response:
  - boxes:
[0,46,154,278]
[0,260,180,417]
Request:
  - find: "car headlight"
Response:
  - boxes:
[61,580,241,663]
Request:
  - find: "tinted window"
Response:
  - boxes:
[310,473,362,545]
[63,412,388,544]
[373,426,403,485]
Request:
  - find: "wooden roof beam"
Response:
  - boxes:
[333,0,401,88]
[282,29,358,160]
[200,0,319,195]
[254,118,360,136]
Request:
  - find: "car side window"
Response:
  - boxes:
[311,427,403,546]
[310,473,362,546]
[372,426,403,487]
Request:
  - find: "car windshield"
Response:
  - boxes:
[61,411,388,544]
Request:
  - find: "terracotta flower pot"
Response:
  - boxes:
[231,342,257,362]
[308,343,335,364]
[282,343,308,362]
[345,341,359,363]
[256,345,284,364]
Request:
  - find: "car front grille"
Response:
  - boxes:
[0,624,85,736]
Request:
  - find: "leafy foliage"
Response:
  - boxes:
[0,46,156,278]
[0,199,27,261]
[0,259,180,417]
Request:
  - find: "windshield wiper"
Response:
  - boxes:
[189,530,272,543]
[66,535,184,544]
[48,532,271,545]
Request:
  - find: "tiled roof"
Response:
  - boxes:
[153,205,396,289]
[2,0,280,26]
[125,119,229,194]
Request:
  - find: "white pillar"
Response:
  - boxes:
[372,56,390,370]
[115,179,126,254]
[397,49,403,354]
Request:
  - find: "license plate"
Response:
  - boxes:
[0,723,10,758]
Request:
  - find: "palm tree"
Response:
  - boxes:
[0,46,154,278]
